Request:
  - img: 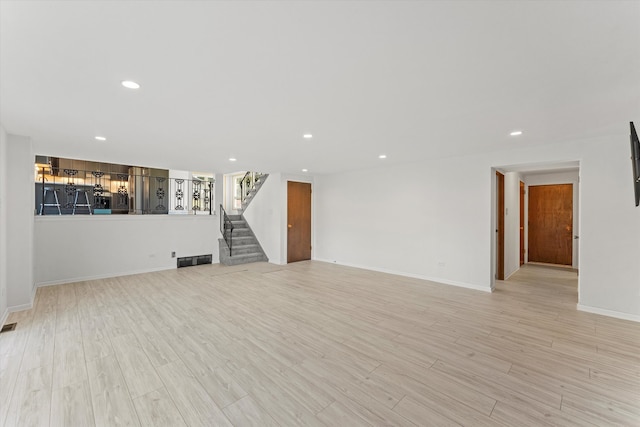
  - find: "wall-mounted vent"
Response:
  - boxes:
[1,323,17,333]
[177,254,213,268]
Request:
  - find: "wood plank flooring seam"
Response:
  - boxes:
[2,262,638,426]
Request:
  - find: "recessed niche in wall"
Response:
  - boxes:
[34,156,214,216]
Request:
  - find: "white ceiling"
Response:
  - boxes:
[1,1,639,174]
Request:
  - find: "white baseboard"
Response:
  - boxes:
[577,304,640,323]
[0,308,8,326]
[35,266,176,288]
[313,258,492,293]
[6,285,37,314]
[9,263,224,315]
[504,266,520,281]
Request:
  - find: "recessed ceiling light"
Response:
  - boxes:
[229,157,237,162]
[121,80,140,89]
[303,134,313,139]
[379,154,387,159]
[510,130,523,136]
[94,136,106,141]
[302,169,308,172]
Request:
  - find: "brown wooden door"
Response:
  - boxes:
[496,172,504,280]
[528,184,573,265]
[287,181,311,263]
[520,181,525,266]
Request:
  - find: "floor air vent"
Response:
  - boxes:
[177,254,213,268]
[1,323,17,333]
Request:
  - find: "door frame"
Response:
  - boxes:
[496,171,505,280]
[285,179,313,264]
[223,172,246,214]
[524,176,580,269]
[520,181,525,266]
[490,163,581,291]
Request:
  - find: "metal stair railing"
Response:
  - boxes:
[220,204,234,256]
[239,172,265,206]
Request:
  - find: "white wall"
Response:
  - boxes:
[35,215,220,286]
[315,136,640,319]
[5,134,34,311]
[504,172,523,279]
[243,173,315,265]
[214,173,223,217]
[243,173,283,264]
[0,126,8,323]
[577,143,639,318]
[524,170,580,269]
[315,158,491,292]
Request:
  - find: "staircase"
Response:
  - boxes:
[219,173,269,266]
[219,215,268,265]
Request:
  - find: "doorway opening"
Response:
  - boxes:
[287,181,312,263]
[222,172,247,214]
[496,171,505,280]
[491,161,580,290]
[519,181,525,266]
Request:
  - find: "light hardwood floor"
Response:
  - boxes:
[1,261,639,426]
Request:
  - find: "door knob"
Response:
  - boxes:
[288,224,292,228]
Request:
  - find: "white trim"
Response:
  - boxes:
[35,214,215,223]
[577,304,640,323]
[313,258,492,293]
[7,302,32,313]
[35,266,176,288]
[0,308,8,326]
[283,176,315,267]
[6,285,37,314]
[504,266,520,280]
